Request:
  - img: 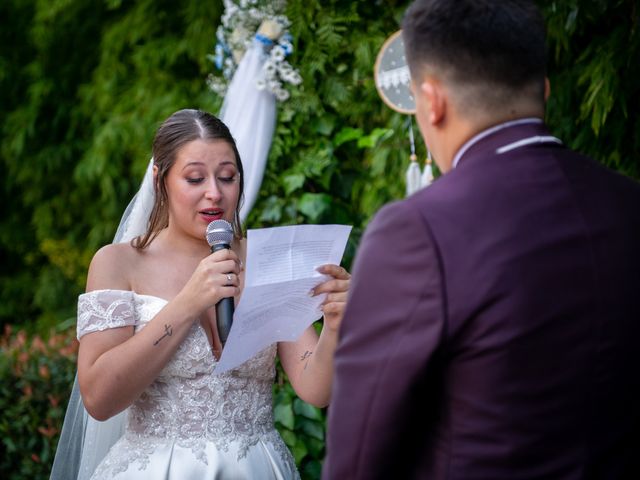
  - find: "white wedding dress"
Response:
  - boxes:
[77,289,299,480]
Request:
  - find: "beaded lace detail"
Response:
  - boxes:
[77,290,137,339]
[79,290,295,478]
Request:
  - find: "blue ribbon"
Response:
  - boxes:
[255,34,275,46]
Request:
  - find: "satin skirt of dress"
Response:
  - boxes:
[92,436,299,480]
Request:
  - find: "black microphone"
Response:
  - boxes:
[205,219,235,346]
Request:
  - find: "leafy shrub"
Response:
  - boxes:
[274,376,327,480]
[0,326,78,480]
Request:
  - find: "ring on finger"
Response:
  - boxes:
[226,273,232,283]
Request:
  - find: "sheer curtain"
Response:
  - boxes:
[220,37,276,223]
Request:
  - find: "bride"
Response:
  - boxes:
[52,109,350,479]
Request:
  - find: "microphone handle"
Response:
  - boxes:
[212,243,234,346]
[216,298,234,347]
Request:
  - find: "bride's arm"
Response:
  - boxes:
[78,244,240,421]
[277,264,350,408]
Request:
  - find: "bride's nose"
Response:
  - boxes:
[204,178,223,201]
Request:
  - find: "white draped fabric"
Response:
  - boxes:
[220,38,276,222]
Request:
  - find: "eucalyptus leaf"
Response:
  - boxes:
[357,127,394,149]
[258,196,283,223]
[279,428,297,447]
[291,442,309,465]
[273,402,295,430]
[299,418,325,441]
[293,398,323,420]
[297,193,332,222]
[305,437,326,459]
[303,459,323,479]
[282,173,306,195]
[333,127,363,147]
[312,115,336,136]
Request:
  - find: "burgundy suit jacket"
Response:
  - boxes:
[323,121,640,479]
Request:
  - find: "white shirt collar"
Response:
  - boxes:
[451,117,543,169]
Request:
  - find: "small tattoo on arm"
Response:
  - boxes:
[153,324,173,346]
[300,350,313,370]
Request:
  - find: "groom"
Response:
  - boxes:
[323,0,640,478]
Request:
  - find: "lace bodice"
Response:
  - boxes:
[77,289,290,476]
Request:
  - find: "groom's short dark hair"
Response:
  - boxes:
[402,0,547,113]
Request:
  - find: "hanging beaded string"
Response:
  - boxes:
[406,117,422,196]
[421,145,434,188]
[409,118,417,161]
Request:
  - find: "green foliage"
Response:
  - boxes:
[274,375,326,479]
[0,0,638,479]
[0,0,224,332]
[0,327,78,479]
[541,0,640,177]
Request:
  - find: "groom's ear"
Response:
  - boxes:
[420,77,446,125]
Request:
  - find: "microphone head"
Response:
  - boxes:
[206,219,234,248]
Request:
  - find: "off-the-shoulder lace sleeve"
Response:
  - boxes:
[77,289,137,339]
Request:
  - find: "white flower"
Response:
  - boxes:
[287,71,302,85]
[278,62,292,75]
[271,45,286,62]
[275,88,290,101]
[207,74,228,95]
[268,79,280,90]
[263,61,277,76]
[279,71,291,83]
[256,78,267,90]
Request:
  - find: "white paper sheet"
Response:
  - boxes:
[214,224,352,373]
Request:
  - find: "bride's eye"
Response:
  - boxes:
[217,173,238,184]
[217,177,235,184]
[186,177,204,184]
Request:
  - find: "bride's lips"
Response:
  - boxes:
[199,208,224,223]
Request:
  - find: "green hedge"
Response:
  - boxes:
[0,327,77,479]
[274,372,327,479]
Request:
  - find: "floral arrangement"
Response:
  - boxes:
[207,0,302,102]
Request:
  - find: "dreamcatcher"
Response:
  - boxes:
[374,30,433,196]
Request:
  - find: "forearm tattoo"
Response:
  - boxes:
[300,350,313,370]
[153,324,173,346]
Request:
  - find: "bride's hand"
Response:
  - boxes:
[312,264,351,332]
[177,249,242,316]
